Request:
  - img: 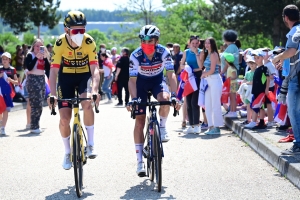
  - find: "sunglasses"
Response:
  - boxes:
[68,28,85,34]
[190,35,199,40]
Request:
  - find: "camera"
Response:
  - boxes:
[272,48,285,55]
[40,46,45,53]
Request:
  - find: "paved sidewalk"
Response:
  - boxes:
[225,116,300,189]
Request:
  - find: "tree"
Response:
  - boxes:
[209,0,300,47]
[87,29,109,48]
[0,0,61,35]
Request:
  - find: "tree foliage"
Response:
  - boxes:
[209,0,300,47]
[0,0,61,34]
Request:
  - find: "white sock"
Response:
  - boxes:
[62,136,71,154]
[85,125,94,146]
[160,116,167,128]
[135,143,143,163]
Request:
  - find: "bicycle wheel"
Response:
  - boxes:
[73,124,83,197]
[150,123,162,192]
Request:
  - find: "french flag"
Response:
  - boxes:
[0,87,6,114]
[274,103,287,125]
[250,93,265,113]
[176,80,185,101]
[180,66,197,97]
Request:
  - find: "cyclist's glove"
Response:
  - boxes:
[127,98,138,107]
[171,92,178,104]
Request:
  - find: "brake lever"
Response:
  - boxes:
[171,99,178,117]
[92,94,99,113]
[131,102,136,119]
[50,97,56,115]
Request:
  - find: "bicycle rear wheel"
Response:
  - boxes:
[73,124,83,197]
[150,123,162,192]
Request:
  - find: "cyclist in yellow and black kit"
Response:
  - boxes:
[48,11,101,170]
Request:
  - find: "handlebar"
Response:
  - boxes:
[50,95,99,115]
[130,100,178,119]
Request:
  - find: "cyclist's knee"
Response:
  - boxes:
[81,101,92,110]
[135,115,146,129]
[157,93,170,102]
[60,117,71,127]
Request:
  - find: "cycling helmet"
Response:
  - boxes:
[64,11,87,28]
[139,25,160,40]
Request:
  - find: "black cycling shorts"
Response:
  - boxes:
[135,75,169,115]
[57,73,92,109]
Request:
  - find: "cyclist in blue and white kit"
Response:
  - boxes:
[127,25,180,176]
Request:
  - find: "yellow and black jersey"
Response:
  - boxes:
[51,33,98,74]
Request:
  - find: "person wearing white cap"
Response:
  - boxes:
[0,52,19,135]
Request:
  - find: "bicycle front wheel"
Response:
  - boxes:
[73,124,83,197]
[151,123,162,192]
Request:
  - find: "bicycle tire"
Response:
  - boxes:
[151,123,162,192]
[73,124,83,197]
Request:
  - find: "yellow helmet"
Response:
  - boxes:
[64,11,87,28]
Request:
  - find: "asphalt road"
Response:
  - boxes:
[1,99,300,200]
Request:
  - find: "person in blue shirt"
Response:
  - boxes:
[220,30,240,76]
[180,35,203,134]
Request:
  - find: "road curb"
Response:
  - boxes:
[224,117,300,189]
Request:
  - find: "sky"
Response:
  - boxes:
[58,0,212,11]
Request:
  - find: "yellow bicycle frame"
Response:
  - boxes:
[70,106,86,163]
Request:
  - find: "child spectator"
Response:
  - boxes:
[245,49,270,129]
[240,56,257,124]
[0,52,19,135]
[262,48,278,127]
[223,53,239,118]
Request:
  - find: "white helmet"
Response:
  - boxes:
[139,25,160,40]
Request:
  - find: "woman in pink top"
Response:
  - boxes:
[25,39,50,134]
[100,50,115,103]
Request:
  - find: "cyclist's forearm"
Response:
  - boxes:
[91,65,100,93]
[128,78,137,98]
[168,72,177,93]
[49,68,58,96]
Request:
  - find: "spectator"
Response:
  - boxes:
[98,44,106,96]
[100,50,115,104]
[200,37,223,134]
[22,69,31,129]
[172,43,183,77]
[0,52,19,135]
[220,30,239,76]
[45,44,53,78]
[223,53,239,118]
[0,45,4,65]
[181,35,202,134]
[11,45,21,67]
[25,38,50,134]
[115,47,130,106]
[15,48,25,83]
[245,49,270,129]
[166,43,174,55]
[111,47,120,66]
[272,4,300,155]
[199,39,205,49]
[235,39,247,76]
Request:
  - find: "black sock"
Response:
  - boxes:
[259,119,264,125]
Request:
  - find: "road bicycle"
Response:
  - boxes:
[130,92,178,192]
[50,92,99,197]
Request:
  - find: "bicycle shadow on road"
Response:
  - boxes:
[120,179,176,199]
[45,186,94,199]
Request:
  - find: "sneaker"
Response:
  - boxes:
[62,154,72,170]
[244,121,257,129]
[160,127,170,142]
[106,99,113,104]
[1,127,6,135]
[240,120,249,125]
[183,126,194,134]
[239,110,247,118]
[136,162,146,177]
[86,145,98,159]
[194,125,201,134]
[115,102,123,106]
[252,123,267,130]
[281,145,300,155]
[278,134,295,143]
[276,125,289,132]
[224,112,238,118]
[204,127,220,135]
[266,121,277,127]
[30,128,42,134]
[26,124,31,129]
[201,123,209,130]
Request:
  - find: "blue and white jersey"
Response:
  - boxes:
[129,44,174,79]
